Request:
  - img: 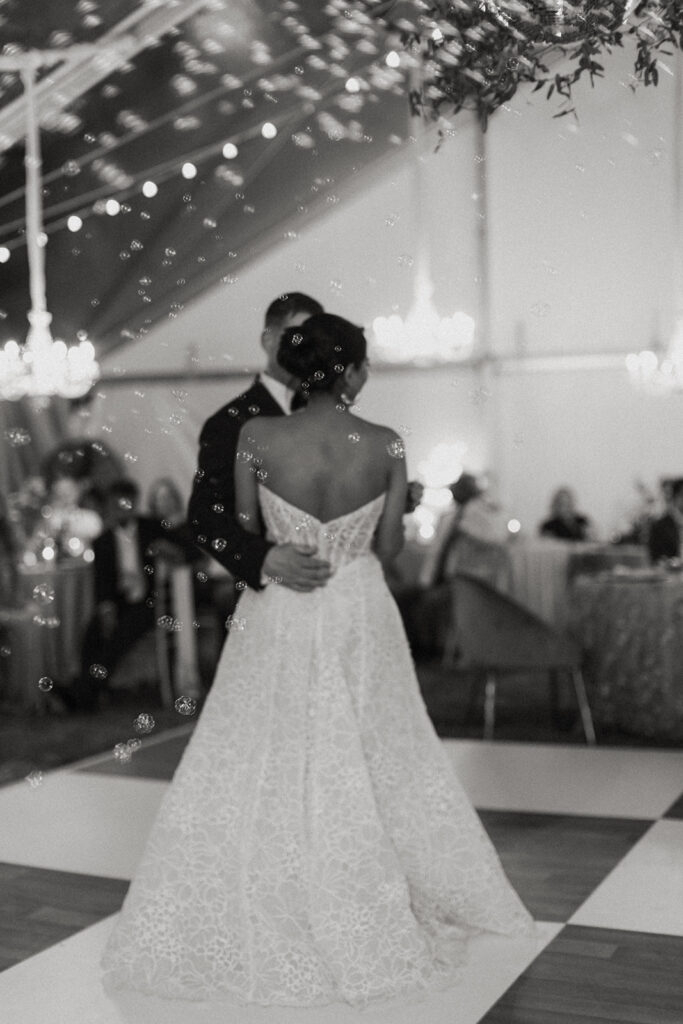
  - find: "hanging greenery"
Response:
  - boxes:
[329,1,682,130]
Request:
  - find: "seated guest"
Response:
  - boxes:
[147,477,186,527]
[423,472,506,586]
[648,477,683,563]
[398,474,507,658]
[540,487,593,542]
[73,478,185,710]
[147,474,216,610]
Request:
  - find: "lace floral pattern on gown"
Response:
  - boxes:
[102,485,533,1007]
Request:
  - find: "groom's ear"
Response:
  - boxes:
[260,327,273,354]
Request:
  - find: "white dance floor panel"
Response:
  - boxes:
[445,740,683,819]
[571,819,683,937]
[2,734,683,1023]
[0,773,166,879]
[0,915,560,1024]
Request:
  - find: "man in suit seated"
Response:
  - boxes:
[648,477,683,564]
[74,478,186,709]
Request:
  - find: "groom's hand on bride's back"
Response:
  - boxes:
[262,544,332,592]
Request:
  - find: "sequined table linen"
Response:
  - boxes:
[569,573,683,740]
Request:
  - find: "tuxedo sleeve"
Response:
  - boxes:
[93,534,118,606]
[187,406,273,589]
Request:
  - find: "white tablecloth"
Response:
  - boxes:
[506,540,648,627]
[506,539,576,626]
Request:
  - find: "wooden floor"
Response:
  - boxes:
[1,732,683,1023]
[483,926,683,1024]
[0,862,128,971]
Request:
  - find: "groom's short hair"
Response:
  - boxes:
[265,293,323,329]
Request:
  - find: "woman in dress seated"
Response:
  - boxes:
[540,486,593,542]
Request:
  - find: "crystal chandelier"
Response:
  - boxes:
[626,50,682,395]
[371,259,475,366]
[0,54,99,401]
[370,65,475,367]
[626,318,683,394]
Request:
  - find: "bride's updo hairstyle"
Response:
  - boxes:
[278,313,366,395]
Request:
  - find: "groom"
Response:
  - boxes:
[188,292,333,593]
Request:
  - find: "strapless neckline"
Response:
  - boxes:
[258,483,386,527]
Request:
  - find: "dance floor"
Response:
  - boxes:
[2,728,683,1023]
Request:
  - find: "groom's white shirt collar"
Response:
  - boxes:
[260,372,294,415]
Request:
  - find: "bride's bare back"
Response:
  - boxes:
[250,411,398,519]
[235,406,407,563]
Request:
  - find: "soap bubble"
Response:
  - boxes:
[113,742,133,763]
[157,614,181,632]
[226,615,247,631]
[174,695,197,716]
[134,712,155,734]
[5,428,31,447]
[32,583,55,605]
[38,676,53,692]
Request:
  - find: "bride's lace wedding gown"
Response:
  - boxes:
[102,485,533,1007]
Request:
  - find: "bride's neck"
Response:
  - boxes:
[303,391,348,412]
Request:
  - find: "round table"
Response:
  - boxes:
[569,570,683,739]
[506,540,647,627]
[17,565,94,700]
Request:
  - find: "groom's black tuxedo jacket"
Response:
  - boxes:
[188,376,285,590]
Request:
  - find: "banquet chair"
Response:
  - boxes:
[446,573,596,744]
[439,533,512,664]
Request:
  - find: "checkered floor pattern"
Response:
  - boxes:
[1,727,682,1023]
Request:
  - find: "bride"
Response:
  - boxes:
[102,313,533,1007]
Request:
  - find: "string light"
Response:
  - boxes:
[0,48,397,253]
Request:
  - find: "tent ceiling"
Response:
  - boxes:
[0,0,409,358]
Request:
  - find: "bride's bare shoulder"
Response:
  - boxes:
[237,415,276,441]
[350,416,403,450]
